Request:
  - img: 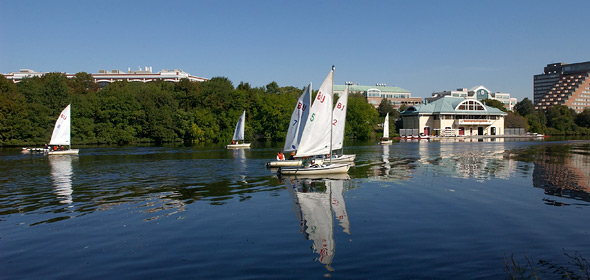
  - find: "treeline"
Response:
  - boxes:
[0,73,379,146]
[502,98,590,135]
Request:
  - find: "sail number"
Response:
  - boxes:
[60,114,67,120]
[336,102,345,111]
[297,102,307,111]
[316,91,326,103]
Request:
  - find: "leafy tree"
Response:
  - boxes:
[504,112,528,129]
[346,93,378,139]
[546,105,578,133]
[515,97,535,116]
[70,72,98,94]
[575,109,590,127]
[482,99,508,112]
[265,81,280,94]
[377,98,394,117]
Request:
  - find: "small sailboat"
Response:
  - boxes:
[329,86,355,163]
[226,110,251,149]
[47,104,79,155]
[379,113,393,145]
[279,67,350,175]
[267,83,312,168]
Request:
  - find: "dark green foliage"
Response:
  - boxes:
[515,97,535,117]
[482,98,508,112]
[0,73,381,146]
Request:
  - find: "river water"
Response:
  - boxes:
[1,139,590,279]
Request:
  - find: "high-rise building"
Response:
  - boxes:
[534,61,590,113]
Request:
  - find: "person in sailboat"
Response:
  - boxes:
[277,152,285,161]
[288,151,295,160]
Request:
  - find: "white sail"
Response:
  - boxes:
[383,112,390,139]
[331,86,348,151]
[232,110,246,141]
[284,83,312,152]
[296,69,334,158]
[49,104,72,146]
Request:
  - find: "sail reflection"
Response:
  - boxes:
[285,178,350,272]
[49,155,73,204]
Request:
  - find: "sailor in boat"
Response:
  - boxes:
[277,152,285,161]
[288,151,295,160]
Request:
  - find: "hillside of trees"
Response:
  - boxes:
[0,73,379,146]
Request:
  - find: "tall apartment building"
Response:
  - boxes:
[425,85,518,111]
[534,61,590,113]
[334,83,421,109]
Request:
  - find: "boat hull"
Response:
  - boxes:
[379,140,393,145]
[329,154,356,163]
[266,160,303,168]
[279,163,350,175]
[226,143,251,149]
[48,149,79,155]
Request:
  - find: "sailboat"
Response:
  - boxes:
[379,112,393,145]
[266,83,312,168]
[329,86,355,163]
[279,67,350,175]
[226,110,251,149]
[47,104,79,155]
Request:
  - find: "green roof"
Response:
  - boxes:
[402,97,506,115]
[334,84,410,93]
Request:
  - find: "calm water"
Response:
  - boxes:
[1,139,590,279]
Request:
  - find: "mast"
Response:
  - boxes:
[330,65,334,164]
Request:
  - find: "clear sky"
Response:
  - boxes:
[1,0,589,100]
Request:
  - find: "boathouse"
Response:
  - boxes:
[401,97,506,137]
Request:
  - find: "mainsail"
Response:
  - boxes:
[296,68,334,158]
[383,112,390,139]
[232,110,246,141]
[49,104,72,146]
[284,83,312,152]
[331,86,348,151]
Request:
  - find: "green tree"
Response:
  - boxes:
[377,99,394,117]
[265,81,280,94]
[575,109,590,127]
[504,112,528,129]
[482,99,508,112]
[346,93,378,139]
[546,105,578,133]
[515,97,535,116]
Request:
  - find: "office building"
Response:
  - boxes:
[534,61,590,113]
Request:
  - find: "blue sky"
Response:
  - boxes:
[1,0,589,100]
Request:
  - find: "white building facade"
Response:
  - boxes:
[425,85,517,111]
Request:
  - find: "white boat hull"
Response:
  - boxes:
[329,154,355,163]
[226,143,251,149]
[379,140,393,145]
[267,159,303,168]
[279,163,350,175]
[48,149,79,155]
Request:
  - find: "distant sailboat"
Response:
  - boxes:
[226,110,251,149]
[47,104,79,155]
[379,113,393,145]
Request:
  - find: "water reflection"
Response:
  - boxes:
[285,178,351,273]
[530,144,590,205]
[49,155,73,204]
